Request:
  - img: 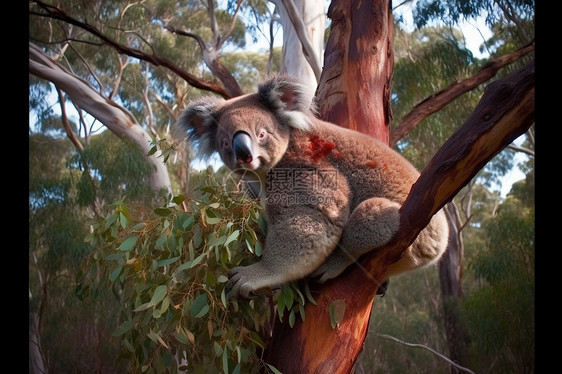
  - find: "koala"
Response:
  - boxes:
[174,75,449,299]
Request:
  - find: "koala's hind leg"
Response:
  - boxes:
[386,208,449,277]
[311,197,401,283]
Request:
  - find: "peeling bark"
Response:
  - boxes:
[316,0,394,143]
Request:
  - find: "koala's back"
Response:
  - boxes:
[285,119,420,210]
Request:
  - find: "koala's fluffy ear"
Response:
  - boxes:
[174,97,223,158]
[258,74,316,131]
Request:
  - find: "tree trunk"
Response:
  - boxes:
[29,312,47,374]
[440,202,470,372]
[316,0,394,143]
[29,42,173,198]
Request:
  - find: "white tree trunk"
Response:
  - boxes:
[29,311,47,374]
[29,42,172,197]
[273,0,325,91]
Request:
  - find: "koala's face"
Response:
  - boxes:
[213,96,291,175]
[175,75,316,176]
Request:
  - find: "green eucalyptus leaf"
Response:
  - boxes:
[288,310,296,328]
[191,293,209,317]
[109,266,123,281]
[148,285,167,307]
[190,253,205,268]
[157,256,180,267]
[329,299,346,329]
[266,364,283,374]
[119,236,138,251]
[154,207,172,216]
[172,194,187,205]
[113,320,135,337]
[224,230,240,247]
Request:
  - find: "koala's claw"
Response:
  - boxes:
[226,266,258,299]
[311,266,341,284]
[310,260,348,284]
[376,279,390,297]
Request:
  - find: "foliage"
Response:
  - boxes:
[221,47,283,93]
[412,0,535,31]
[29,127,179,372]
[29,132,129,372]
[76,169,312,373]
[73,132,157,207]
[460,201,534,373]
[391,25,483,168]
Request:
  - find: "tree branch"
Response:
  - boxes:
[393,60,534,256]
[30,0,231,98]
[217,0,243,50]
[159,11,243,97]
[507,143,534,157]
[56,87,84,152]
[159,20,207,51]
[373,333,476,374]
[207,0,220,47]
[152,93,177,123]
[389,40,535,147]
[109,53,128,100]
[29,42,172,195]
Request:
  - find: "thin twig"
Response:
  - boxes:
[373,333,477,374]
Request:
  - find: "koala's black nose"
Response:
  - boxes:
[232,131,253,164]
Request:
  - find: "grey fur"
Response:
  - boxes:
[174,96,225,159]
[173,75,450,299]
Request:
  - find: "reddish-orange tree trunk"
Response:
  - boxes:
[316,0,394,143]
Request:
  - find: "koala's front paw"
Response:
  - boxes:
[226,265,260,299]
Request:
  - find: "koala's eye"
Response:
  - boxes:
[222,139,229,148]
[258,129,267,140]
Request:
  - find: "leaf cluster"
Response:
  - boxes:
[412,0,535,30]
[70,132,156,207]
[77,170,292,373]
